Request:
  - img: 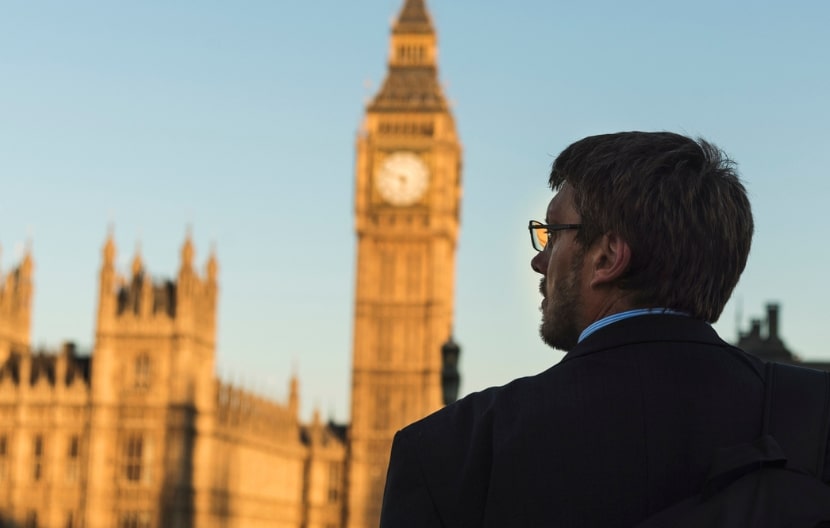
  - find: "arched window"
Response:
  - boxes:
[32,435,44,482]
[134,354,151,390]
[124,434,143,482]
[66,435,80,483]
[0,434,7,482]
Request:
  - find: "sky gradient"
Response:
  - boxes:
[2,1,829,421]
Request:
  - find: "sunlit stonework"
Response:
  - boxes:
[0,235,346,528]
[347,0,462,526]
[0,1,459,527]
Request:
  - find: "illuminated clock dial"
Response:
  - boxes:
[376,151,429,206]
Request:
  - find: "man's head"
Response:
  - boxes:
[531,131,754,350]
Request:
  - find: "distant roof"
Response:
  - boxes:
[369,0,447,112]
[0,346,91,386]
[368,66,447,112]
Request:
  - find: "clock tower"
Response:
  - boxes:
[346,0,462,526]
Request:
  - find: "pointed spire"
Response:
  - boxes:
[180,227,194,271]
[393,0,434,34]
[131,243,143,277]
[206,242,218,282]
[102,226,116,267]
[370,0,446,112]
[98,228,117,316]
[20,241,33,278]
[139,255,153,316]
[308,406,324,445]
[288,374,299,416]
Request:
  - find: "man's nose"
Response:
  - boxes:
[531,251,547,274]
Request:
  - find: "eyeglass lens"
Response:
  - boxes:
[534,228,548,250]
[530,221,548,251]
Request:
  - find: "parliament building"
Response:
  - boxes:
[0,1,462,527]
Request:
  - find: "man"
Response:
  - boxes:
[379,131,830,527]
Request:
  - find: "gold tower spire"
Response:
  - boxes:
[370,0,446,112]
[393,0,434,34]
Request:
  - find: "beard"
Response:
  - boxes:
[539,254,583,352]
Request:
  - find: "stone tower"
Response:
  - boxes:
[346,0,462,526]
[86,231,218,527]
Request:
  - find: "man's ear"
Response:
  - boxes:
[589,232,631,288]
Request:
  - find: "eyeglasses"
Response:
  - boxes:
[528,220,581,252]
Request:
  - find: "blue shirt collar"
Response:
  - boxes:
[578,308,689,343]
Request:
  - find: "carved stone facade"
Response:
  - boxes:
[0,238,347,528]
[0,1,458,527]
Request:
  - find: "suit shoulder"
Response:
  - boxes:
[402,385,500,440]
[400,369,556,444]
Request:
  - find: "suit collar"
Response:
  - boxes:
[561,314,727,363]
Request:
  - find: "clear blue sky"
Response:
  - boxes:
[2,1,828,422]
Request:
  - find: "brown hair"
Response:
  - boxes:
[549,131,753,322]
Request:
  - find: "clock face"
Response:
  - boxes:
[376,151,429,206]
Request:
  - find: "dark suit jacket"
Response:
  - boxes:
[379,314,830,527]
